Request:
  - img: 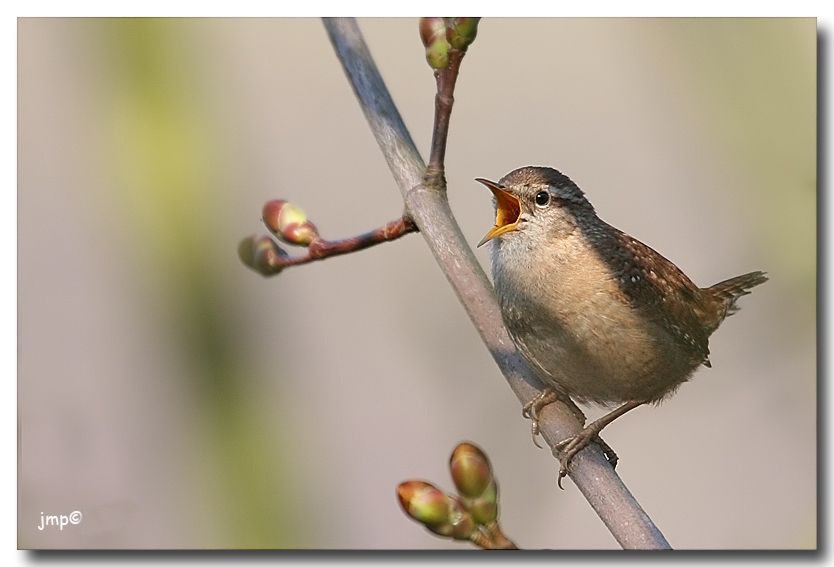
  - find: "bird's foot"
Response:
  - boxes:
[553,427,603,489]
[522,388,587,448]
[551,400,643,489]
[521,389,559,448]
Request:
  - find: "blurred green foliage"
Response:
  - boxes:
[102,19,301,548]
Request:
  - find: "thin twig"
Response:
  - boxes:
[322,17,671,550]
[425,49,463,187]
[470,527,518,550]
[242,216,417,276]
[288,216,416,266]
[483,522,518,549]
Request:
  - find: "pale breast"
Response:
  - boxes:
[491,233,698,405]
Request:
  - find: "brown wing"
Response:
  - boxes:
[601,225,716,365]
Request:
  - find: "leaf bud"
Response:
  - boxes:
[419,18,450,69]
[397,480,450,526]
[449,442,493,499]
[444,17,480,51]
[238,236,287,276]
[426,496,476,541]
[262,199,319,246]
[464,481,498,525]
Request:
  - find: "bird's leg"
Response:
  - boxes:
[522,388,586,448]
[553,400,643,489]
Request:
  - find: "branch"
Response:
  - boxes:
[322,17,671,550]
[239,200,417,276]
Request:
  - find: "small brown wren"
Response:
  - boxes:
[476,166,767,482]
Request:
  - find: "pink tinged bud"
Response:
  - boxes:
[419,17,450,69]
[450,442,493,498]
[262,199,319,246]
[280,221,319,246]
[397,481,450,526]
[261,199,288,233]
[419,17,446,48]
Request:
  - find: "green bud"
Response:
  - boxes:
[449,442,493,498]
[426,496,476,541]
[425,41,449,70]
[465,481,498,525]
[444,17,480,51]
[397,481,450,526]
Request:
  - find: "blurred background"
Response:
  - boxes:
[18,18,815,549]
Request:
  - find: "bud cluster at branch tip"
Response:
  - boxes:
[262,199,320,246]
[397,442,514,548]
[418,18,480,70]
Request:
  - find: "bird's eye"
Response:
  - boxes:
[534,190,550,208]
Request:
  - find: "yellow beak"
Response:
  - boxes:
[475,178,521,247]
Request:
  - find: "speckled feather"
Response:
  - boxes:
[604,226,714,365]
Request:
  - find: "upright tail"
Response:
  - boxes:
[707,271,768,317]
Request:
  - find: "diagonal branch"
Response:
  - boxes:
[322,17,671,550]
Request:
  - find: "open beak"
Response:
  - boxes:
[475,178,521,247]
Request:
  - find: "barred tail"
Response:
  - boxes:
[707,271,768,316]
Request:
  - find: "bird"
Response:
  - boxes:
[476,166,767,485]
